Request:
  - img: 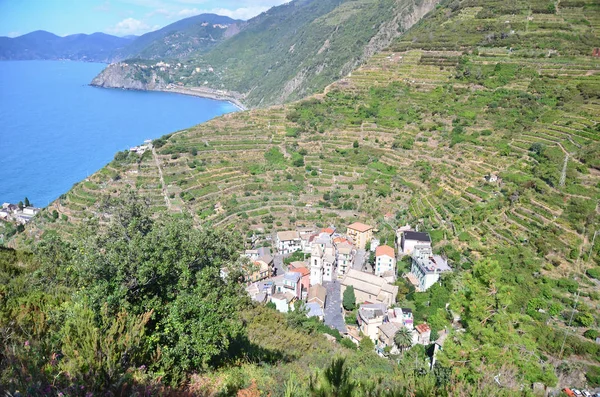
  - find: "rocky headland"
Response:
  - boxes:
[90,62,246,110]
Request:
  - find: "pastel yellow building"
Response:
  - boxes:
[346,222,373,250]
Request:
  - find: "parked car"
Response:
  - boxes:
[563,389,575,397]
[572,389,583,397]
[581,391,591,397]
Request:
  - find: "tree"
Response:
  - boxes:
[342,286,356,311]
[310,358,356,397]
[52,210,59,220]
[55,190,248,382]
[359,335,375,352]
[394,327,413,352]
[24,197,31,207]
[17,201,23,210]
[353,140,359,148]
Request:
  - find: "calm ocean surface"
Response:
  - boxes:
[0,60,236,206]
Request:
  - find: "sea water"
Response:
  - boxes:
[0,60,237,206]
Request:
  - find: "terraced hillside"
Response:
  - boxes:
[23,0,600,385]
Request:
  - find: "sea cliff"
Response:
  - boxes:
[91,62,168,90]
[90,62,247,110]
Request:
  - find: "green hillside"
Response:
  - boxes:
[198,0,433,106]
[115,14,241,60]
[5,0,600,393]
[92,0,440,107]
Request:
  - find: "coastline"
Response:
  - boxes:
[89,83,248,111]
[158,85,248,111]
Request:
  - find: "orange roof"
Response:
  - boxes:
[376,245,395,257]
[290,266,310,277]
[415,324,431,334]
[347,222,373,233]
[322,227,335,235]
[333,237,352,245]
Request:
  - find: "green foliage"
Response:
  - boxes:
[342,286,356,311]
[583,329,599,340]
[58,304,151,390]
[586,267,600,280]
[0,192,252,391]
[441,259,558,386]
[340,338,357,350]
[575,312,595,328]
[199,0,402,107]
[359,336,375,352]
[394,327,413,352]
[264,147,287,169]
[587,366,600,387]
[310,358,356,397]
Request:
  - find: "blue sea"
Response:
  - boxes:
[0,60,237,206]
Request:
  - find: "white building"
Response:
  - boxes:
[23,207,40,216]
[375,245,396,278]
[310,245,324,286]
[341,269,398,306]
[388,307,414,330]
[309,232,336,285]
[357,303,387,341]
[271,292,296,313]
[276,231,302,254]
[408,246,451,291]
[399,231,432,255]
[336,242,354,279]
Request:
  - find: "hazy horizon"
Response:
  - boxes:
[0,0,290,38]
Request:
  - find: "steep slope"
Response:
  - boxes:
[27,0,600,389]
[91,0,440,107]
[115,14,241,60]
[0,31,134,62]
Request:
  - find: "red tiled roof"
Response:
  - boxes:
[415,323,431,334]
[376,245,395,257]
[322,227,335,234]
[334,237,352,245]
[347,222,373,233]
[291,267,310,276]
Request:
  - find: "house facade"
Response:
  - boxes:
[281,271,302,299]
[276,231,302,254]
[346,222,373,250]
[400,231,431,255]
[336,242,354,279]
[357,303,387,341]
[375,245,396,278]
[408,246,451,291]
[413,323,431,345]
[377,322,401,353]
[310,233,337,285]
[271,292,296,313]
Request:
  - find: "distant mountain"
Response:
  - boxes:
[0,30,134,62]
[114,14,242,60]
[93,0,440,107]
[0,13,240,63]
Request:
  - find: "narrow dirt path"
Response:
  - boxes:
[559,153,569,187]
[152,147,171,211]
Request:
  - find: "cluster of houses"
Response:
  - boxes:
[351,302,432,355]
[0,203,41,225]
[234,220,453,355]
[129,140,153,155]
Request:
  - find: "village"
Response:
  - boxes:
[225,221,454,362]
[0,201,41,225]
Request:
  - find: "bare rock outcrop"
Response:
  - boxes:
[90,62,167,90]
